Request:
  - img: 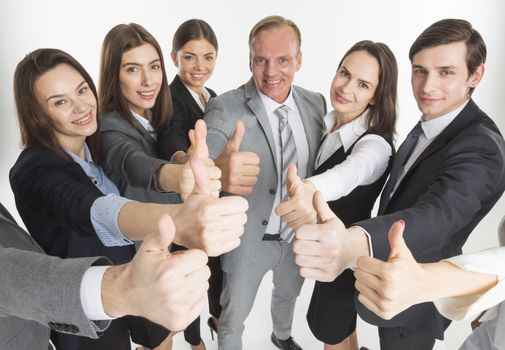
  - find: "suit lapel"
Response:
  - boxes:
[244,79,278,167]
[380,99,479,212]
[172,74,205,115]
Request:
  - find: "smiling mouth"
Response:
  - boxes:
[264,79,281,86]
[72,112,92,126]
[191,73,207,79]
[334,92,351,104]
[137,90,156,98]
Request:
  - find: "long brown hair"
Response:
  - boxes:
[338,40,398,139]
[99,23,172,133]
[13,48,101,161]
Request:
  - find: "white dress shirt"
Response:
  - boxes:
[257,88,309,235]
[186,84,212,111]
[80,266,113,320]
[132,110,156,141]
[308,110,392,202]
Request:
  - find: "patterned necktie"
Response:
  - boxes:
[274,105,297,242]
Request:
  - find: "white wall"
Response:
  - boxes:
[1,1,504,348]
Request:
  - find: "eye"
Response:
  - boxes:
[414,68,427,75]
[78,86,89,95]
[183,55,196,62]
[279,57,289,64]
[441,69,455,76]
[151,64,161,70]
[339,69,350,78]
[126,66,138,73]
[359,82,369,89]
[254,57,266,65]
[205,55,215,62]
[54,99,66,107]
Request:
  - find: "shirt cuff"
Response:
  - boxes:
[352,226,374,258]
[90,194,134,247]
[80,266,114,320]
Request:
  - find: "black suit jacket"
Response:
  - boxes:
[355,99,505,339]
[157,74,217,160]
[9,146,136,263]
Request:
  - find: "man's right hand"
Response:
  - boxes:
[102,214,210,332]
[215,120,260,195]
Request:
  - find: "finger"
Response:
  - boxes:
[206,238,242,256]
[275,199,295,217]
[294,253,326,269]
[201,196,249,216]
[166,248,209,275]
[357,292,391,320]
[207,165,222,180]
[313,191,336,223]
[299,266,336,282]
[227,120,245,152]
[286,164,302,195]
[140,214,176,253]
[190,156,211,196]
[356,256,389,276]
[388,220,414,261]
[191,119,209,158]
[169,296,207,332]
[292,239,322,256]
[354,268,384,293]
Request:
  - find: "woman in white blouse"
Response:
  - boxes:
[354,218,505,350]
[277,40,398,350]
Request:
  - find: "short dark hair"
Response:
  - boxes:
[99,23,172,133]
[338,40,398,139]
[248,15,301,53]
[409,19,486,95]
[13,48,101,161]
[172,19,218,54]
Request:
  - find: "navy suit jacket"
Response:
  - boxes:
[355,99,505,339]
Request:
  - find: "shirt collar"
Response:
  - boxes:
[131,109,154,132]
[63,143,94,165]
[324,109,369,152]
[257,87,296,115]
[186,84,211,106]
[420,99,469,140]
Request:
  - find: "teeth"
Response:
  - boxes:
[73,114,91,125]
[138,91,154,96]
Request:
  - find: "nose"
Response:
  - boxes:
[194,58,202,71]
[73,98,87,113]
[141,68,154,87]
[340,79,352,94]
[422,72,438,93]
[264,61,278,77]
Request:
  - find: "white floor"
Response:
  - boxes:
[137,271,460,350]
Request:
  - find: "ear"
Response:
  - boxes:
[170,51,178,67]
[295,51,303,72]
[469,63,485,88]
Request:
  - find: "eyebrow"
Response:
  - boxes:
[47,80,87,101]
[182,51,216,56]
[121,58,161,68]
[412,64,458,70]
[340,66,374,86]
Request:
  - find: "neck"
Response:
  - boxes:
[332,111,361,132]
[62,138,87,160]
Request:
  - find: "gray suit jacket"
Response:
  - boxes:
[205,79,326,273]
[0,203,110,350]
[100,111,180,204]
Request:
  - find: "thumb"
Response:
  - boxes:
[139,214,176,252]
[190,156,212,196]
[388,220,414,261]
[190,119,209,158]
[286,164,302,195]
[226,120,245,152]
[313,191,336,223]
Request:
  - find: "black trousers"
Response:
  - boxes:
[379,327,436,350]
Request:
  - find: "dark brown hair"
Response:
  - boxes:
[99,23,172,133]
[172,19,218,54]
[338,40,397,139]
[409,19,486,95]
[248,15,301,58]
[13,48,101,161]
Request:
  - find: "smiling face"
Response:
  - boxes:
[119,43,163,117]
[411,41,483,121]
[250,25,302,103]
[34,63,97,154]
[172,38,217,94]
[330,50,379,124]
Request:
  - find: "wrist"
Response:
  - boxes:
[101,264,132,318]
[345,227,370,269]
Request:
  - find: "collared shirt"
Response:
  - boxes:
[131,109,156,141]
[63,144,133,248]
[309,110,392,202]
[391,99,469,195]
[185,84,212,111]
[258,88,309,236]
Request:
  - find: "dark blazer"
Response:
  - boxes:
[9,147,136,263]
[157,74,217,160]
[355,99,505,339]
[0,202,111,350]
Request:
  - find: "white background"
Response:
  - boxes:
[1,1,504,349]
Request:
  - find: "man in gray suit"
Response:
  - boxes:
[205,15,326,350]
[0,203,210,350]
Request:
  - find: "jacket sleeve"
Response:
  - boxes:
[204,97,234,160]
[157,97,193,161]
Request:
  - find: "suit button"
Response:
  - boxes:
[269,189,275,195]
[261,220,268,225]
[69,325,79,333]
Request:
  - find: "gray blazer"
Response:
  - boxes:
[100,111,180,204]
[205,79,326,273]
[0,203,110,350]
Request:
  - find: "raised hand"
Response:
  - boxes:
[275,164,317,229]
[215,120,260,195]
[354,220,427,320]
[173,156,249,256]
[102,214,210,332]
[178,119,222,200]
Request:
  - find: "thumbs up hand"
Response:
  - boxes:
[215,120,260,195]
[172,156,249,257]
[275,165,317,229]
[354,220,427,320]
[102,214,210,332]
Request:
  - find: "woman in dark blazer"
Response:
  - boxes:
[157,19,221,350]
[277,41,398,350]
